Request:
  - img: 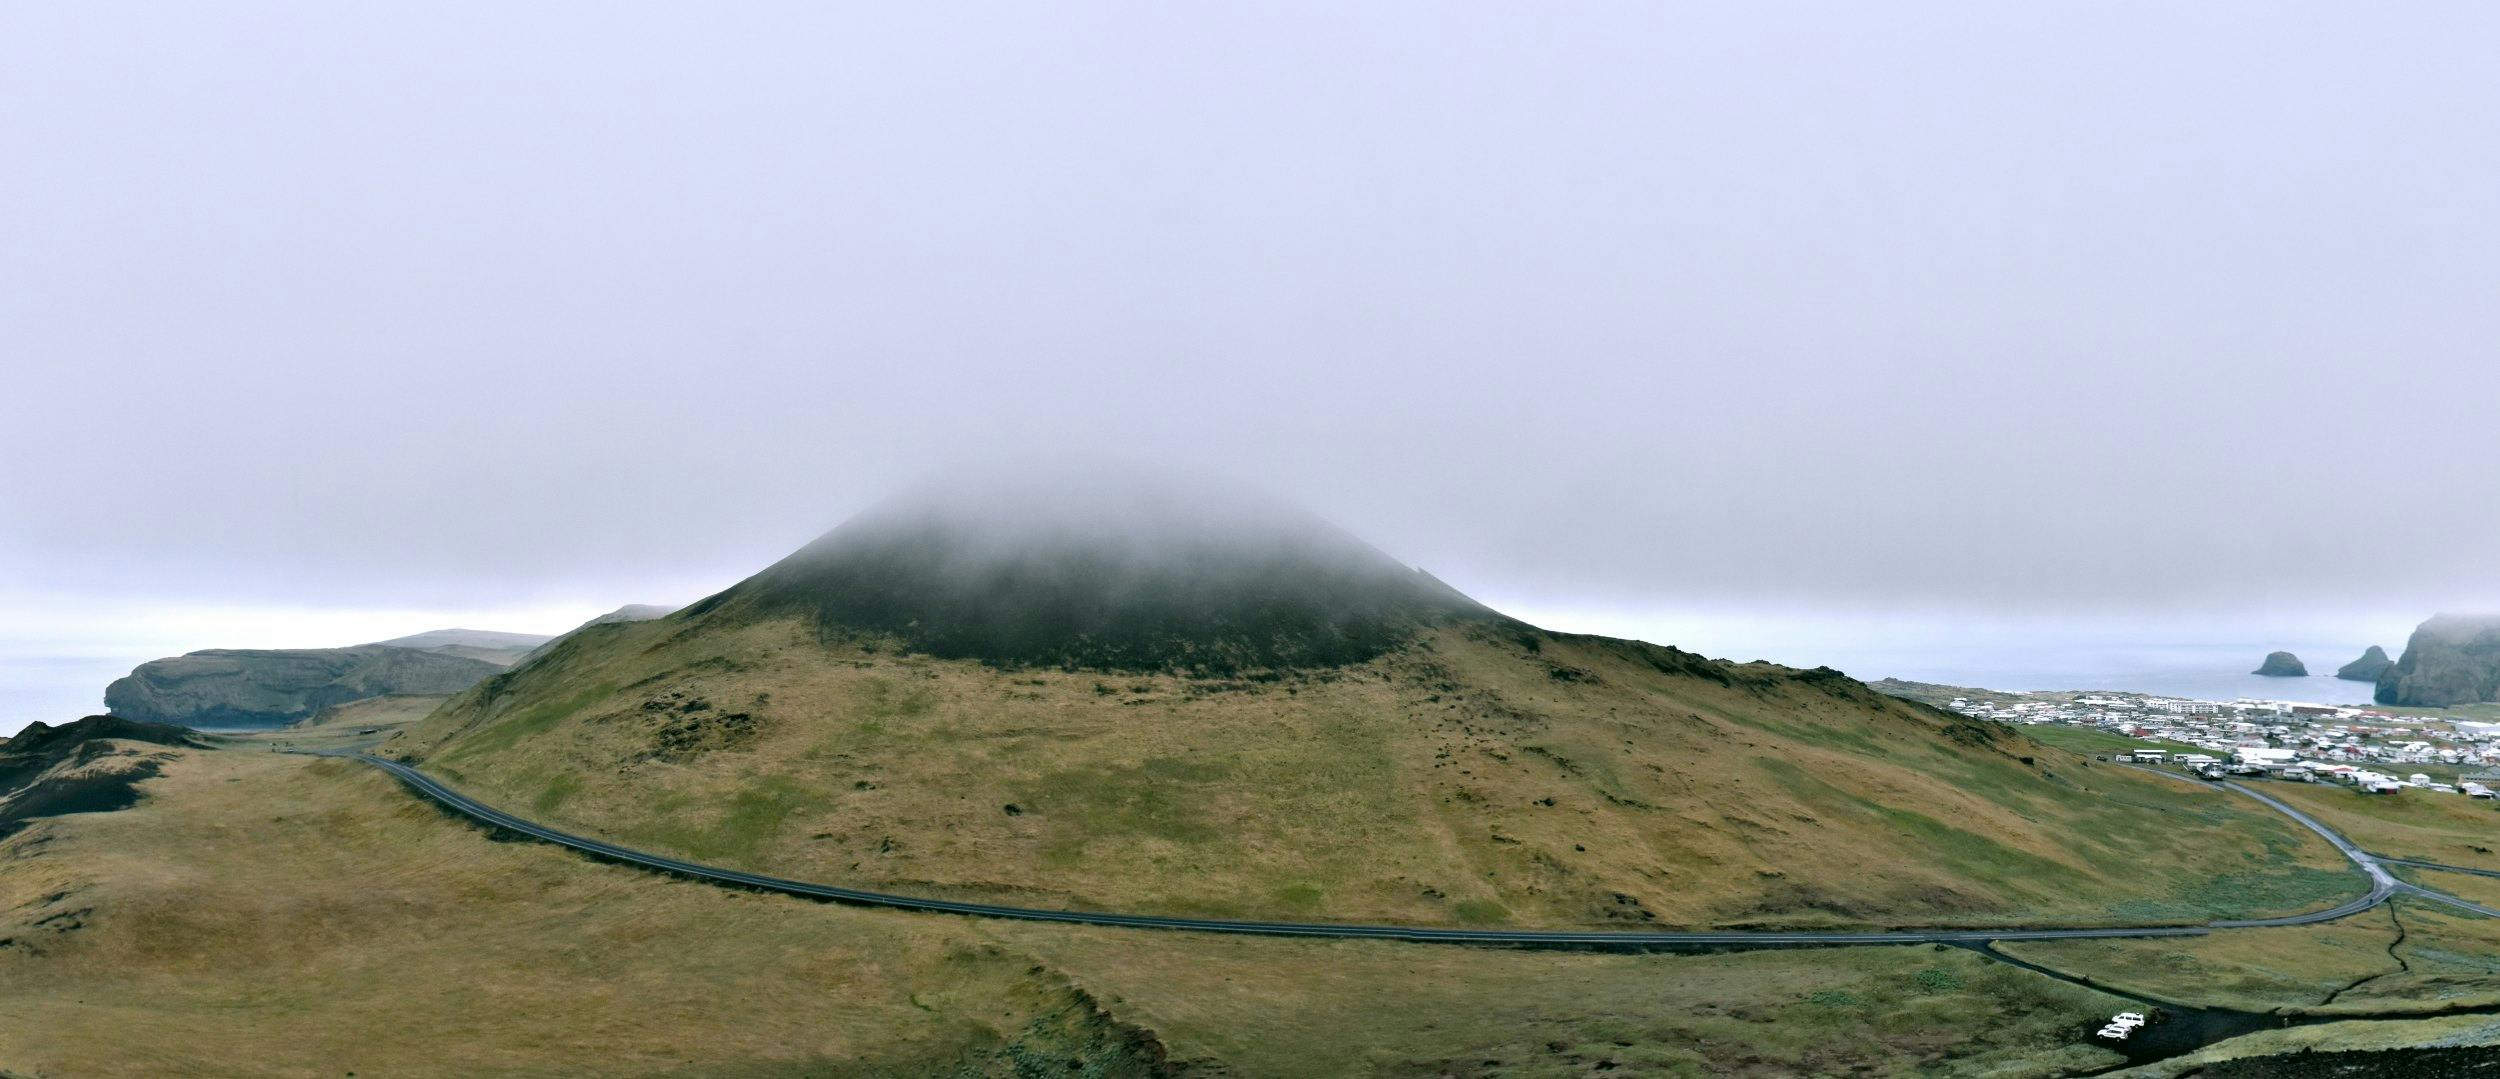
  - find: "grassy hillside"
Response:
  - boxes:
[2260,782,2500,873]
[0,745,2139,1076]
[394,612,2359,930]
[0,748,1172,1076]
[297,693,450,730]
[12,742,2492,1075]
[1,717,206,838]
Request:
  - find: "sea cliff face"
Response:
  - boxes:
[2375,615,2500,707]
[2335,645,2395,683]
[103,646,506,728]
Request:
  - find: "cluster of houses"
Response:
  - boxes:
[1945,691,2500,800]
[2109,746,2495,796]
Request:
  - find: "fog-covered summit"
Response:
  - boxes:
[687,471,1505,673]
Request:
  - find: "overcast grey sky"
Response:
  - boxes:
[7,2,2498,671]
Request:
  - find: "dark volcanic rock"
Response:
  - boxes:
[2377,614,2500,707]
[104,646,506,729]
[683,474,1505,674]
[2187,1043,2500,1077]
[2253,651,2308,677]
[1,715,207,836]
[2335,645,2396,683]
[0,714,201,760]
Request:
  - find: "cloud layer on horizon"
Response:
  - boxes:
[7,3,2498,625]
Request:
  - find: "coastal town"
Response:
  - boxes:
[1877,679,2500,797]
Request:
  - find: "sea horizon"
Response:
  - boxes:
[4,629,2414,738]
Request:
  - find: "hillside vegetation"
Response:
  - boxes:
[1,716,205,837]
[371,627,554,666]
[0,746,2137,1076]
[397,613,2356,930]
[392,482,2361,930]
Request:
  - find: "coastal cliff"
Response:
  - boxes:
[104,646,505,728]
[2335,645,2395,683]
[2376,615,2500,707]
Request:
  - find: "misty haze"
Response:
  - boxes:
[8,4,2500,1076]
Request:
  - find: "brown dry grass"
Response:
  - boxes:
[2004,897,2500,1018]
[0,745,2144,1077]
[2000,913,2410,1014]
[393,617,2358,930]
[2404,866,2500,910]
[0,748,1161,1077]
[2260,781,2500,872]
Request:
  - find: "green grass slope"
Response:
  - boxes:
[0,746,2137,1077]
[392,482,2360,930]
[395,611,2356,930]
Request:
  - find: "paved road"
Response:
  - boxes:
[320,750,2493,949]
[2206,780,2399,927]
[2362,856,2500,918]
[2138,770,2500,923]
[2375,855,2500,882]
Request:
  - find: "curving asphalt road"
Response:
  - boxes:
[2205,780,2398,927]
[315,750,2494,949]
[2139,771,2500,924]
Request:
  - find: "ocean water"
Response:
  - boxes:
[0,629,2408,738]
[1,653,131,735]
[1501,605,2410,709]
[1863,639,2389,706]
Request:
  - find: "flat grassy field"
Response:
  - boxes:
[0,743,2143,1077]
[2001,898,2500,1018]
[2017,725,2206,758]
[2256,780,2500,873]
[214,694,449,754]
[1003,924,2124,1076]
[2398,865,2500,910]
[2001,913,2408,1014]
[0,747,1166,1077]
[392,617,2362,931]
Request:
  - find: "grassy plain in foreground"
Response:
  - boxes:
[0,743,2147,1076]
